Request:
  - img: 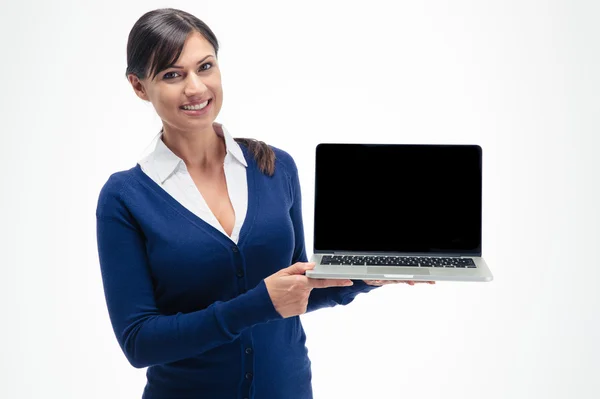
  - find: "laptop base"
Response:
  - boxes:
[306,254,493,282]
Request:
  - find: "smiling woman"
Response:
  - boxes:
[124,8,276,175]
[96,7,384,399]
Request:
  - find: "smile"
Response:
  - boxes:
[180,99,210,110]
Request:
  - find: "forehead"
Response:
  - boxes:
[175,31,215,64]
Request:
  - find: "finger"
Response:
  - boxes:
[367,280,402,285]
[309,278,353,289]
[286,262,316,275]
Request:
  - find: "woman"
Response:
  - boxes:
[96,8,428,399]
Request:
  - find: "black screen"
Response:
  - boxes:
[313,144,482,255]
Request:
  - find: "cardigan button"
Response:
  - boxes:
[232,246,239,253]
[245,347,253,355]
[236,269,244,278]
[245,372,253,380]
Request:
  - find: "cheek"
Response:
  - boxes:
[210,83,223,98]
[208,73,223,94]
[156,89,180,110]
[210,80,223,102]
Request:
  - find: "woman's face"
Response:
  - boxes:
[129,31,223,133]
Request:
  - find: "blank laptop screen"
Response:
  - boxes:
[313,144,482,255]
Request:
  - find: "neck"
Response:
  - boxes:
[161,122,226,172]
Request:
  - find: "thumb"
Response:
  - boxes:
[284,262,316,275]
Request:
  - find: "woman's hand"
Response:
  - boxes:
[363,280,436,286]
[264,262,353,318]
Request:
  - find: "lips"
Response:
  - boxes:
[180,99,211,109]
[179,99,212,116]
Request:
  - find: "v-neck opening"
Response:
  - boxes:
[130,147,259,248]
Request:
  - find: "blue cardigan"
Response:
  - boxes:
[95,145,379,399]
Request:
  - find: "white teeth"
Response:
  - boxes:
[182,100,209,110]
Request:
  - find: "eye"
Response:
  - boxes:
[163,71,179,80]
[162,63,213,80]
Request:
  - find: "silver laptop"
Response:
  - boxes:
[306,143,493,282]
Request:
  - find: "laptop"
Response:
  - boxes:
[306,143,493,282]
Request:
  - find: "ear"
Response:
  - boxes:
[127,74,150,101]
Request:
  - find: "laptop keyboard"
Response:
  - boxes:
[320,255,476,268]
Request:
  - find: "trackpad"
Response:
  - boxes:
[368,267,431,277]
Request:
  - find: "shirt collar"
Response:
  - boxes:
[215,122,248,167]
[151,122,248,185]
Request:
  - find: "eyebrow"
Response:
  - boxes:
[169,55,214,69]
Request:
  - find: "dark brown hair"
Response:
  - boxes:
[126,8,276,176]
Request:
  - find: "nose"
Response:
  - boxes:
[184,73,207,96]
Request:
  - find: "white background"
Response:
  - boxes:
[1,0,599,398]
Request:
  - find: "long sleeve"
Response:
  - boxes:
[96,186,282,369]
[285,154,380,314]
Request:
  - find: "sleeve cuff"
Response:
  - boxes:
[214,280,283,334]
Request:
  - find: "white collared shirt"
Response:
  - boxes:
[138,122,248,243]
